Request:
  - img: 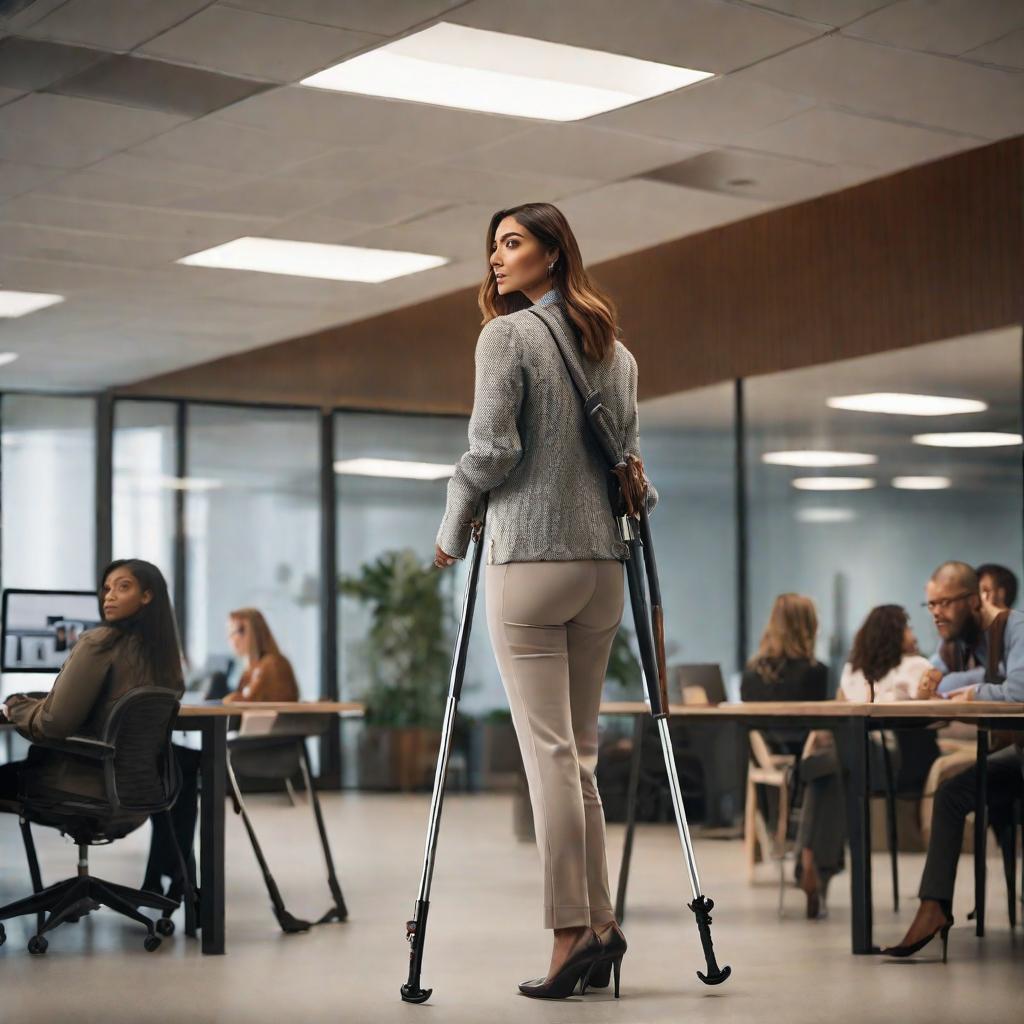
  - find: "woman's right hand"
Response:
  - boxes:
[916,668,943,700]
[434,545,456,569]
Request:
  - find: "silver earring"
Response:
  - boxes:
[548,262,555,273]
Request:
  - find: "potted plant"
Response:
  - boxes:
[339,548,455,790]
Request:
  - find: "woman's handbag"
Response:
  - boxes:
[528,306,732,987]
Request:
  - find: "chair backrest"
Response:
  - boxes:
[101,687,181,813]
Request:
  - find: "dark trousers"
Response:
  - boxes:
[919,745,1024,903]
[0,760,22,801]
[142,744,200,898]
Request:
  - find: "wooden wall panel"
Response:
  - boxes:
[122,137,1023,412]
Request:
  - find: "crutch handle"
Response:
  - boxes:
[688,895,732,985]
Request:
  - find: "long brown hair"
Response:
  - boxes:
[228,608,281,664]
[748,594,819,683]
[478,202,618,362]
[849,605,908,688]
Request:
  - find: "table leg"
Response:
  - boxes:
[614,714,644,924]
[199,717,227,955]
[974,728,989,938]
[840,717,875,954]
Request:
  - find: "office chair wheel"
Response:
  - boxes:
[27,935,48,955]
[143,935,162,953]
[156,917,175,937]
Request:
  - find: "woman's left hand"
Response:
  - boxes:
[434,545,456,569]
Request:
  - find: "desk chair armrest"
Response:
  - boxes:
[32,736,116,761]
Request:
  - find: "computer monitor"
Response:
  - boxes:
[672,663,727,706]
[2,588,102,674]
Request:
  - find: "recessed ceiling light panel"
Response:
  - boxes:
[827,393,987,416]
[301,23,713,121]
[0,290,64,317]
[334,458,454,481]
[763,450,877,468]
[913,432,1023,448]
[178,237,447,283]
[0,353,19,367]
[892,476,952,490]
[792,478,876,491]
[796,508,857,523]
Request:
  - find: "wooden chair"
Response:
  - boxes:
[745,730,797,916]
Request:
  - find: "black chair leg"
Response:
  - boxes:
[880,735,899,912]
[102,879,177,914]
[19,819,45,933]
[38,881,98,938]
[0,877,78,922]
[300,741,348,923]
[93,882,161,949]
[158,809,199,937]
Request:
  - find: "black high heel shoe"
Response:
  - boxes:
[586,922,628,997]
[518,929,602,1000]
[881,916,954,963]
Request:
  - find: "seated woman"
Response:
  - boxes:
[741,593,829,756]
[0,559,184,803]
[797,605,935,918]
[223,608,299,703]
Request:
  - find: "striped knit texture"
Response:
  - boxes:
[436,294,658,564]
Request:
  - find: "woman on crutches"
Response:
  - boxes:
[434,203,657,1000]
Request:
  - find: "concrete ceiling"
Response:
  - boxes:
[0,0,1021,391]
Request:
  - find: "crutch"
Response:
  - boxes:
[401,499,487,1004]
[628,501,731,985]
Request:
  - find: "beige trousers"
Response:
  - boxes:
[485,559,625,929]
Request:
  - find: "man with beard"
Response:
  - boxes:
[883,561,1024,959]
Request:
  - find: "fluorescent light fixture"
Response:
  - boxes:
[827,393,987,416]
[0,290,64,317]
[116,474,223,492]
[796,508,857,524]
[300,22,713,121]
[913,432,1023,448]
[333,458,455,481]
[792,478,876,491]
[0,353,19,368]
[763,450,878,468]
[892,476,952,490]
[178,237,447,283]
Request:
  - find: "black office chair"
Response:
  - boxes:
[0,688,194,954]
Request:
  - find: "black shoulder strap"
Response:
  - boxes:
[527,307,624,472]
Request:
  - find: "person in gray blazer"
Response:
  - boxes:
[435,202,656,999]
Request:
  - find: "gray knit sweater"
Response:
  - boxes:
[436,289,657,564]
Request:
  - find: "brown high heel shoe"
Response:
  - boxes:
[585,922,628,997]
[518,928,603,1000]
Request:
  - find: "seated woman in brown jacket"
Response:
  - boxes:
[222,608,299,703]
[0,559,184,803]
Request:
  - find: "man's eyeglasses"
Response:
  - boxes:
[921,593,972,613]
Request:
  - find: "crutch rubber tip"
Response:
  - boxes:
[400,985,432,1003]
[697,965,732,986]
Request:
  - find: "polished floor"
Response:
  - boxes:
[0,791,1019,1023]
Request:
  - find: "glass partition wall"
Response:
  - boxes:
[2,322,1021,785]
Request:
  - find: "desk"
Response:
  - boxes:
[176,701,363,954]
[599,700,1024,955]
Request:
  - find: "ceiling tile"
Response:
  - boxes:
[0,193,274,245]
[0,255,155,291]
[0,0,68,34]
[215,86,533,155]
[308,186,452,228]
[644,149,877,203]
[344,203,497,261]
[0,93,188,168]
[0,160,69,199]
[275,146,412,186]
[734,33,1024,139]
[964,27,1024,70]
[162,174,353,218]
[50,54,274,116]
[0,87,25,107]
[554,178,772,263]
[261,213,368,245]
[219,0,463,35]
[34,167,217,206]
[735,107,981,171]
[84,150,247,188]
[841,0,1024,57]
[380,161,597,207]
[20,0,214,51]
[447,0,824,73]
[138,4,379,82]
[591,75,816,147]
[739,2,905,27]
[457,124,707,181]
[125,117,338,174]
[0,36,107,90]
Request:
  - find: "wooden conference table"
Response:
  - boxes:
[599,700,1024,954]
[176,700,364,954]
